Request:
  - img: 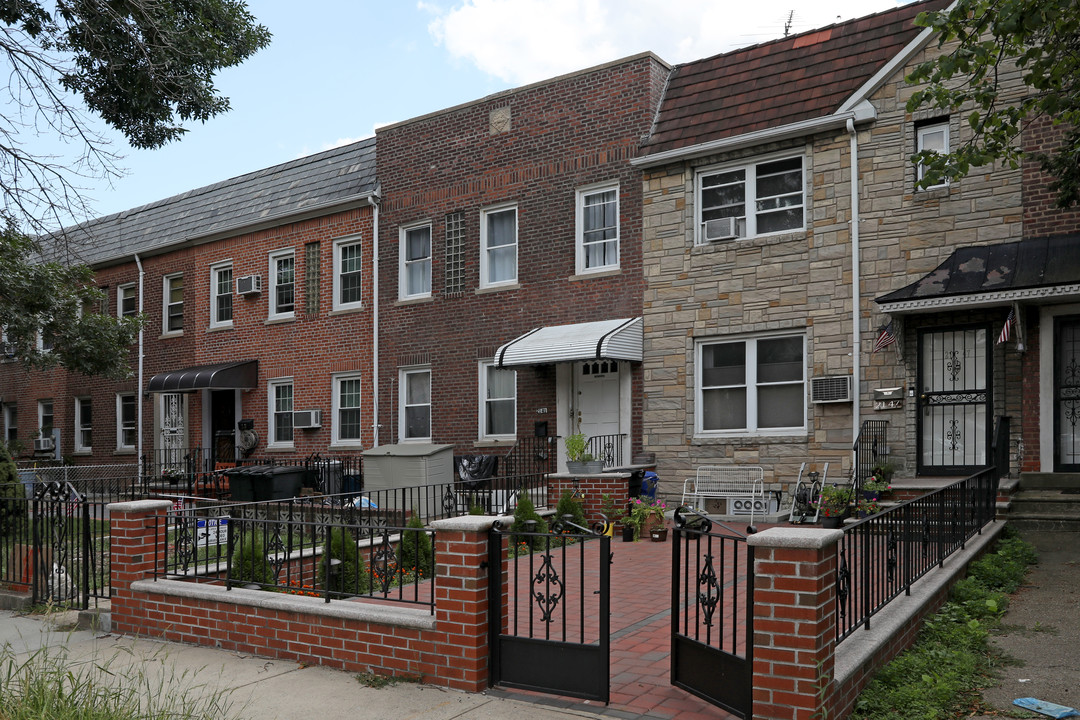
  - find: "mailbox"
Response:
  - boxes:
[873,386,904,410]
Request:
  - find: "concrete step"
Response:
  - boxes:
[1019,472,1080,490]
[1007,487,1080,531]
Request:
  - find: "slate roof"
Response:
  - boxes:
[55,137,377,268]
[876,235,1080,305]
[640,0,950,156]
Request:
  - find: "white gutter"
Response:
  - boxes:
[848,119,861,448]
[371,194,380,448]
[631,102,876,169]
[134,253,145,467]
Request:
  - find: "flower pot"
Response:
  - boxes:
[567,460,605,475]
[862,490,880,502]
[650,528,668,542]
[821,515,845,529]
[621,525,635,542]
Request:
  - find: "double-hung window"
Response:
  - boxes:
[116,394,137,450]
[332,236,364,311]
[576,184,619,273]
[332,373,363,445]
[916,120,950,189]
[74,397,92,452]
[400,223,432,299]
[479,362,516,439]
[399,368,431,441]
[38,399,53,439]
[3,403,16,444]
[210,262,233,328]
[268,379,294,447]
[696,334,806,436]
[697,155,804,243]
[117,283,137,318]
[480,205,517,288]
[269,249,295,320]
[163,274,183,334]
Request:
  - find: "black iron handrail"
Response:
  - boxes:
[852,419,889,495]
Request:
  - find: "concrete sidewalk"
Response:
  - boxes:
[0,609,609,720]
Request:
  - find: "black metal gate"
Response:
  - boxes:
[25,482,110,607]
[671,509,754,719]
[488,518,610,703]
[1054,316,1080,471]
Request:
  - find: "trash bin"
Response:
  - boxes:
[627,468,646,498]
[319,460,343,495]
[263,465,307,500]
[640,471,659,502]
[225,465,266,502]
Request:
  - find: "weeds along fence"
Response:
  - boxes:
[835,466,998,642]
[154,500,436,611]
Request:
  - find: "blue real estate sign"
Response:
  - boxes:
[195,517,229,546]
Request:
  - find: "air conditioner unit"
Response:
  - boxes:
[292,409,321,429]
[703,216,739,242]
[34,437,55,452]
[1,342,14,358]
[236,274,262,295]
[811,375,852,403]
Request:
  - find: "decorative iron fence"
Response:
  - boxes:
[835,466,998,643]
[585,433,626,469]
[501,435,559,477]
[852,419,889,494]
[154,502,436,611]
[141,450,362,497]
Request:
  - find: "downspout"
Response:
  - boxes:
[134,253,145,468]
[371,196,380,447]
[847,119,862,446]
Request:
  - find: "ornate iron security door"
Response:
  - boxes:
[670,511,753,719]
[488,521,610,703]
[1055,317,1080,471]
[917,327,991,475]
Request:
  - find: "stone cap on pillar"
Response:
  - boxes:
[746,526,845,549]
[107,499,174,513]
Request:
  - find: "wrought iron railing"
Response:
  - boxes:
[501,435,559,477]
[154,503,435,611]
[141,450,362,497]
[585,433,626,468]
[835,466,998,643]
[852,419,889,495]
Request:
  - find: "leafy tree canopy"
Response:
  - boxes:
[907,0,1080,207]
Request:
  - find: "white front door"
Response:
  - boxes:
[573,361,624,466]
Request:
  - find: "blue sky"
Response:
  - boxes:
[56,0,912,225]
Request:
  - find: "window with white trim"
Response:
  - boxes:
[268,379,294,446]
[332,373,363,445]
[38,399,53,438]
[333,236,364,311]
[3,403,16,444]
[117,283,137,318]
[576,184,619,273]
[916,121,950,189]
[116,394,137,450]
[162,274,183,334]
[74,397,92,452]
[399,368,431,441]
[479,362,516,439]
[480,205,517,287]
[400,223,432,299]
[269,249,295,320]
[697,155,804,244]
[696,334,806,436]
[209,262,233,328]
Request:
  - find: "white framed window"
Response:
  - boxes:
[3,403,17,444]
[399,367,431,441]
[696,154,805,244]
[269,249,296,320]
[916,121,950,189]
[117,283,137,318]
[332,235,364,311]
[162,273,183,334]
[74,397,92,452]
[268,379,294,447]
[479,362,516,439]
[36,328,53,353]
[116,394,137,450]
[695,333,806,436]
[480,204,517,288]
[332,373,364,445]
[399,223,432,299]
[209,261,233,329]
[38,399,53,438]
[576,184,619,273]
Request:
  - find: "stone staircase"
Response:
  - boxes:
[1008,473,1080,532]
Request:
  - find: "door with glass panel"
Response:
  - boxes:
[1054,316,1080,471]
[917,327,991,474]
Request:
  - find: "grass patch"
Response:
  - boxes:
[354,671,423,688]
[852,527,1037,720]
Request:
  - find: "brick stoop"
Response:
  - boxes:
[1009,473,1080,532]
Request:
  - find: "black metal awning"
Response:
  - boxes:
[147,360,259,393]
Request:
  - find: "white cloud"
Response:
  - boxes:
[428,0,910,85]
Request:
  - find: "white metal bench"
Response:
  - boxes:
[681,466,766,522]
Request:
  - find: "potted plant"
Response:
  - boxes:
[161,466,185,486]
[625,496,668,541]
[565,433,604,474]
[598,493,628,539]
[856,496,882,518]
[870,462,895,484]
[817,485,853,529]
[862,476,891,502]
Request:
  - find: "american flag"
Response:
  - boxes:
[873,321,897,353]
[997,307,1016,345]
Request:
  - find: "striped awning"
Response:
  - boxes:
[495,318,642,367]
[147,360,259,392]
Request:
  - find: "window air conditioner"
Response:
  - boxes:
[810,375,852,403]
[34,437,55,452]
[236,274,262,295]
[2,342,14,358]
[703,216,738,242]
[292,409,321,429]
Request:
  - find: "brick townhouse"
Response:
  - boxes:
[0,140,378,468]
[633,0,1080,498]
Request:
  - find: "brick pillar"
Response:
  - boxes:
[747,527,843,720]
[108,499,172,633]
[429,515,493,692]
[549,472,630,526]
